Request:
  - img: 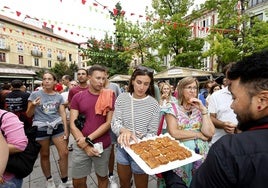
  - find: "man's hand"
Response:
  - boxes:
[223,122,237,134]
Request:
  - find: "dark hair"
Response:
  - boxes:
[43,71,57,81]
[203,80,215,89]
[87,65,107,76]
[77,68,88,75]
[62,75,72,81]
[2,83,11,90]
[128,66,155,98]
[228,49,268,96]
[11,80,23,88]
[209,84,221,95]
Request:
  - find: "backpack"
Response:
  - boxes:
[0,112,41,179]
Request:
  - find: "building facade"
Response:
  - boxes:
[0,14,79,85]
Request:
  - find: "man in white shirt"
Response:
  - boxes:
[208,64,238,145]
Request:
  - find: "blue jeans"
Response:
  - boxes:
[0,176,23,188]
[116,146,145,174]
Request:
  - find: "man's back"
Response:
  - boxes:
[5,90,30,112]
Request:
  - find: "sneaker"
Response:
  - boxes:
[108,175,118,188]
[46,178,56,188]
[58,179,73,188]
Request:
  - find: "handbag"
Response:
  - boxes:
[0,112,41,179]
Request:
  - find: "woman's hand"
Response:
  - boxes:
[0,175,4,184]
[196,132,209,141]
[189,98,207,113]
[117,128,137,147]
[32,97,41,106]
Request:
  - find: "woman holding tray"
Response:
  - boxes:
[164,77,214,186]
[111,66,161,188]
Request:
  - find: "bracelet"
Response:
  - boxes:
[201,109,208,115]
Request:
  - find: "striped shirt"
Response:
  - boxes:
[111,92,160,137]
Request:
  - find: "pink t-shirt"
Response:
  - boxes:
[68,85,89,103]
[71,90,115,149]
[0,110,28,180]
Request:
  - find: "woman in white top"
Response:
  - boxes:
[111,66,160,188]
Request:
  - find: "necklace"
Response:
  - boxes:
[182,104,192,116]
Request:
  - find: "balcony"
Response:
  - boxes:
[57,55,66,61]
[31,50,43,57]
[0,45,10,51]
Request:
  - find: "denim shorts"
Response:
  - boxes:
[36,124,64,141]
[116,145,145,174]
[0,176,23,188]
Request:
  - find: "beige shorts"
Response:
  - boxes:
[71,143,111,179]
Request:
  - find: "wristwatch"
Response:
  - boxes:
[85,137,94,146]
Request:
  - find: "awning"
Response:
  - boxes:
[154,67,213,80]
[0,68,36,75]
[0,68,36,79]
[109,74,130,82]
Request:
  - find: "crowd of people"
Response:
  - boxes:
[0,49,267,188]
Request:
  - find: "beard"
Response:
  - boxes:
[236,109,255,131]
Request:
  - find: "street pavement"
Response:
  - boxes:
[22,141,158,188]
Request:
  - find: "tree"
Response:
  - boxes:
[149,0,205,68]
[78,3,130,76]
[203,0,268,70]
[50,61,78,80]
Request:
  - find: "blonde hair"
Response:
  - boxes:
[177,77,199,105]
[160,82,172,96]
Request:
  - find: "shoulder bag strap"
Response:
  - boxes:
[157,103,178,136]
[157,115,165,136]
[0,112,9,135]
[171,102,178,116]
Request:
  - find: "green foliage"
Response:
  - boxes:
[202,0,268,71]
[150,0,204,68]
[79,3,129,76]
[50,62,78,80]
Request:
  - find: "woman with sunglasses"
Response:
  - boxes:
[164,77,214,186]
[111,66,161,188]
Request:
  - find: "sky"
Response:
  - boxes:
[0,0,205,43]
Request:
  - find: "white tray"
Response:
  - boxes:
[124,133,202,175]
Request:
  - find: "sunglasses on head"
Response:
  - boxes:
[136,66,154,74]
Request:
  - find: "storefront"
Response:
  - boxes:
[0,68,36,91]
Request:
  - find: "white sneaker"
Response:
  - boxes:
[46,178,56,188]
[109,175,118,188]
[58,179,73,188]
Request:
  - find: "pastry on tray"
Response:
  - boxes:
[129,136,192,169]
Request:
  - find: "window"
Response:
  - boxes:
[33,45,39,51]
[17,41,24,52]
[34,58,39,66]
[47,49,52,58]
[0,52,6,62]
[0,38,6,49]
[19,55,24,64]
[48,60,51,67]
